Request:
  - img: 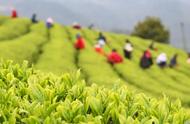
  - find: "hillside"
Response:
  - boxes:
[0,16,190,111]
[1,0,190,49]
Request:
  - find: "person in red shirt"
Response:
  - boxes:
[74,34,85,50]
[140,49,153,69]
[107,49,123,65]
[145,49,151,58]
[145,49,153,66]
[11,8,18,18]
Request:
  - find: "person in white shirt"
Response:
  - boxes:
[97,32,107,48]
[156,53,167,68]
[46,17,54,29]
[123,39,133,59]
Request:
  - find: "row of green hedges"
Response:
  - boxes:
[0,22,48,63]
[35,25,76,74]
[0,18,31,41]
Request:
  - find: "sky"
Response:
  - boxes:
[0,0,190,51]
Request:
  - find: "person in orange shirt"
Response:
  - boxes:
[94,44,106,56]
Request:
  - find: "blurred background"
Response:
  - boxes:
[0,0,189,51]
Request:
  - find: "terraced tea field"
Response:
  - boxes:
[0,16,190,110]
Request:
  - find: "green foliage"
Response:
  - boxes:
[0,60,189,123]
[132,17,170,43]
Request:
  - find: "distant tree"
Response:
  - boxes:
[132,17,170,43]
